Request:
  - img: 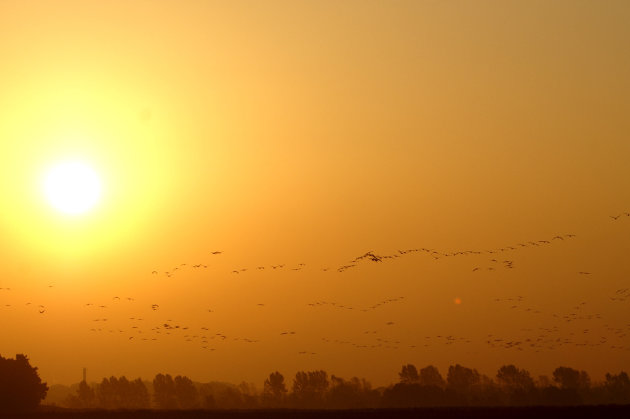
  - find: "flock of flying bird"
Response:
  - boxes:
[609,212,630,220]
[307,297,406,312]
[1,212,629,359]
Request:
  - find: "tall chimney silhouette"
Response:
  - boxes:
[83,367,86,383]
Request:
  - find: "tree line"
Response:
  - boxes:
[0,354,48,411]
[1,353,628,410]
[63,364,630,409]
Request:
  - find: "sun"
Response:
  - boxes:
[43,161,102,215]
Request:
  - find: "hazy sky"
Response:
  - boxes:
[0,1,629,387]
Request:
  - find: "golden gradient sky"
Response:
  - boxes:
[0,1,629,387]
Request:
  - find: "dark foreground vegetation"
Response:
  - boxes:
[1,353,629,417]
[3,406,630,419]
[53,364,630,409]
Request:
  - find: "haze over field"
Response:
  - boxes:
[0,0,629,388]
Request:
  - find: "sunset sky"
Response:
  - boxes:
[0,1,629,388]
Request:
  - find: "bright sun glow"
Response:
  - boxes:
[43,161,102,215]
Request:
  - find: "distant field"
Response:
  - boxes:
[4,406,630,419]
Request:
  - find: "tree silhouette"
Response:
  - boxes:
[291,370,329,408]
[127,378,150,408]
[77,381,96,407]
[604,371,630,404]
[263,371,287,407]
[328,376,377,408]
[552,367,590,390]
[174,375,199,409]
[97,376,149,409]
[496,365,535,405]
[497,365,534,391]
[73,381,96,408]
[537,375,552,388]
[0,354,48,411]
[153,373,178,409]
[153,373,199,409]
[419,365,445,388]
[447,364,480,393]
[398,364,419,384]
[446,364,481,405]
[65,380,96,408]
[238,382,259,408]
[202,393,216,409]
[384,364,447,407]
[216,386,243,409]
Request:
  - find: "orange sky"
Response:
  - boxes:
[0,0,629,387]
